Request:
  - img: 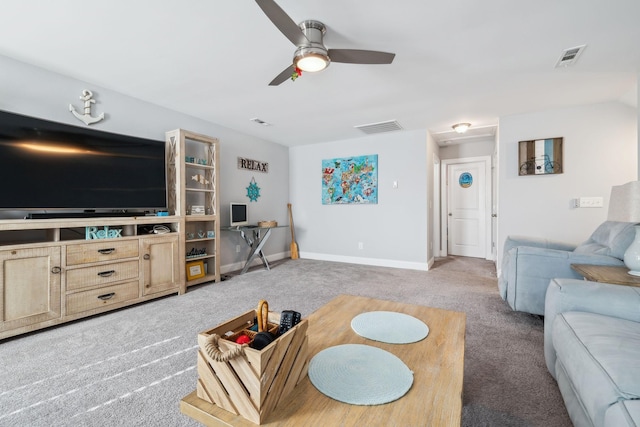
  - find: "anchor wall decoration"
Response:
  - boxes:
[69,89,105,125]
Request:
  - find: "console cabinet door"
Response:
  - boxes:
[0,247,62,332]
[141,235,179,295]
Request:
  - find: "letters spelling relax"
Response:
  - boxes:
[237,156,269,173]
[85,226,123,240]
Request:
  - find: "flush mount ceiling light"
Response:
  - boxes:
[292,21,330,72]
[294,47,330,72]
[452,123,471,134]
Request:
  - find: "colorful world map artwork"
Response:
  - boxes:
[322,154,378,205]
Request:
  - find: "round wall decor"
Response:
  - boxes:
[459,172,473,188]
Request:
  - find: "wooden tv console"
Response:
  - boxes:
[0,215,183,340]
[0,128,221,341]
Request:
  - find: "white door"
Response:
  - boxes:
[447,161,487,258]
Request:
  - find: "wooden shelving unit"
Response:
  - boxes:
[165,129,220,289]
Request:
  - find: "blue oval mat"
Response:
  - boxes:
[351,311,429,344]
[308,344,413,405]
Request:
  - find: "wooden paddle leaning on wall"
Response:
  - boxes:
[288,203,299,259]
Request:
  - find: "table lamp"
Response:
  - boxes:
[608,181,640,275]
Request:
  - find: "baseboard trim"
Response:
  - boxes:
[427,256,435,270]
[300,252,428,271]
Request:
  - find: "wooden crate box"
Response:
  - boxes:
[194,310,309,425]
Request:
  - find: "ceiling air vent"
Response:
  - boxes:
[355,120,403,135]
[555,44,586,68]
[250,117,271,126]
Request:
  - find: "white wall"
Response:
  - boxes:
[0,55,290,271]
[497,101,638,267]
[289,130,430,270]
[439,138,496,160]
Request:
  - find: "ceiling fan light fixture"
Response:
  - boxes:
[452,123,471,134]
[294,49,330,72]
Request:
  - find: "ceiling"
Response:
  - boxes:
[0,1,638,147]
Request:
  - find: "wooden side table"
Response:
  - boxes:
[570,264,640,288]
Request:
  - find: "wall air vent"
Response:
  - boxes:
[555,44,586,68]
[355,120,403,135]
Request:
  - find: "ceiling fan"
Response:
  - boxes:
[255,0,396,86]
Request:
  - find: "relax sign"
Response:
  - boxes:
[85,226,123,240]
[237,156,269,173]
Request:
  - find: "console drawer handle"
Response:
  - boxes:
[97,248,116,255]
[51,266,62,274]
[97,292,116,301]
[97,270,116,278]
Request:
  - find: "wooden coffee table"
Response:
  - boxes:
[181,294,466,426]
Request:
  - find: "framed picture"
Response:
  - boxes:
[518,137,563,176]
[186,260,205,281]
[321,154,378,204]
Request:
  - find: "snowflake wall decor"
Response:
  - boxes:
[246,177,261,202]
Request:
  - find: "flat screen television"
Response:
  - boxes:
[230,202,248,227]
[0,110,167,215]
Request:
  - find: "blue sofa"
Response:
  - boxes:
[498,221,636,315]
[544,278,640,426]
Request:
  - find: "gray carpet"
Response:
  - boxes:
[0,257,571,426]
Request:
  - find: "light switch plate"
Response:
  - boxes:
[576,197,604,208]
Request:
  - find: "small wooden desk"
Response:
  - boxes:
[571,264,640,287]
[181,294,466,426]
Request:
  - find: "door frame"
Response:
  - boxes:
[432,154,441,258]
[440,155,492,259]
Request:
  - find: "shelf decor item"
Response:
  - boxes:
[186,260,205,280]
[189,205,205,215]
[518,137,563,176]
[85,225,123,240]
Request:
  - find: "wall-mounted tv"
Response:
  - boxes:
[0,110,167,215]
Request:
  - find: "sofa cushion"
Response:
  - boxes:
[573,221,635,260]
[604,400,640,427]
[553,311,640,426]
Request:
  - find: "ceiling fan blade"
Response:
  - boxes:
[269,65,296,86]
[255,0,308,46]
[328,49,396,65]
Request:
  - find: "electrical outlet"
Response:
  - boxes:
[236,245,241,253]
[358,242,363,250]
